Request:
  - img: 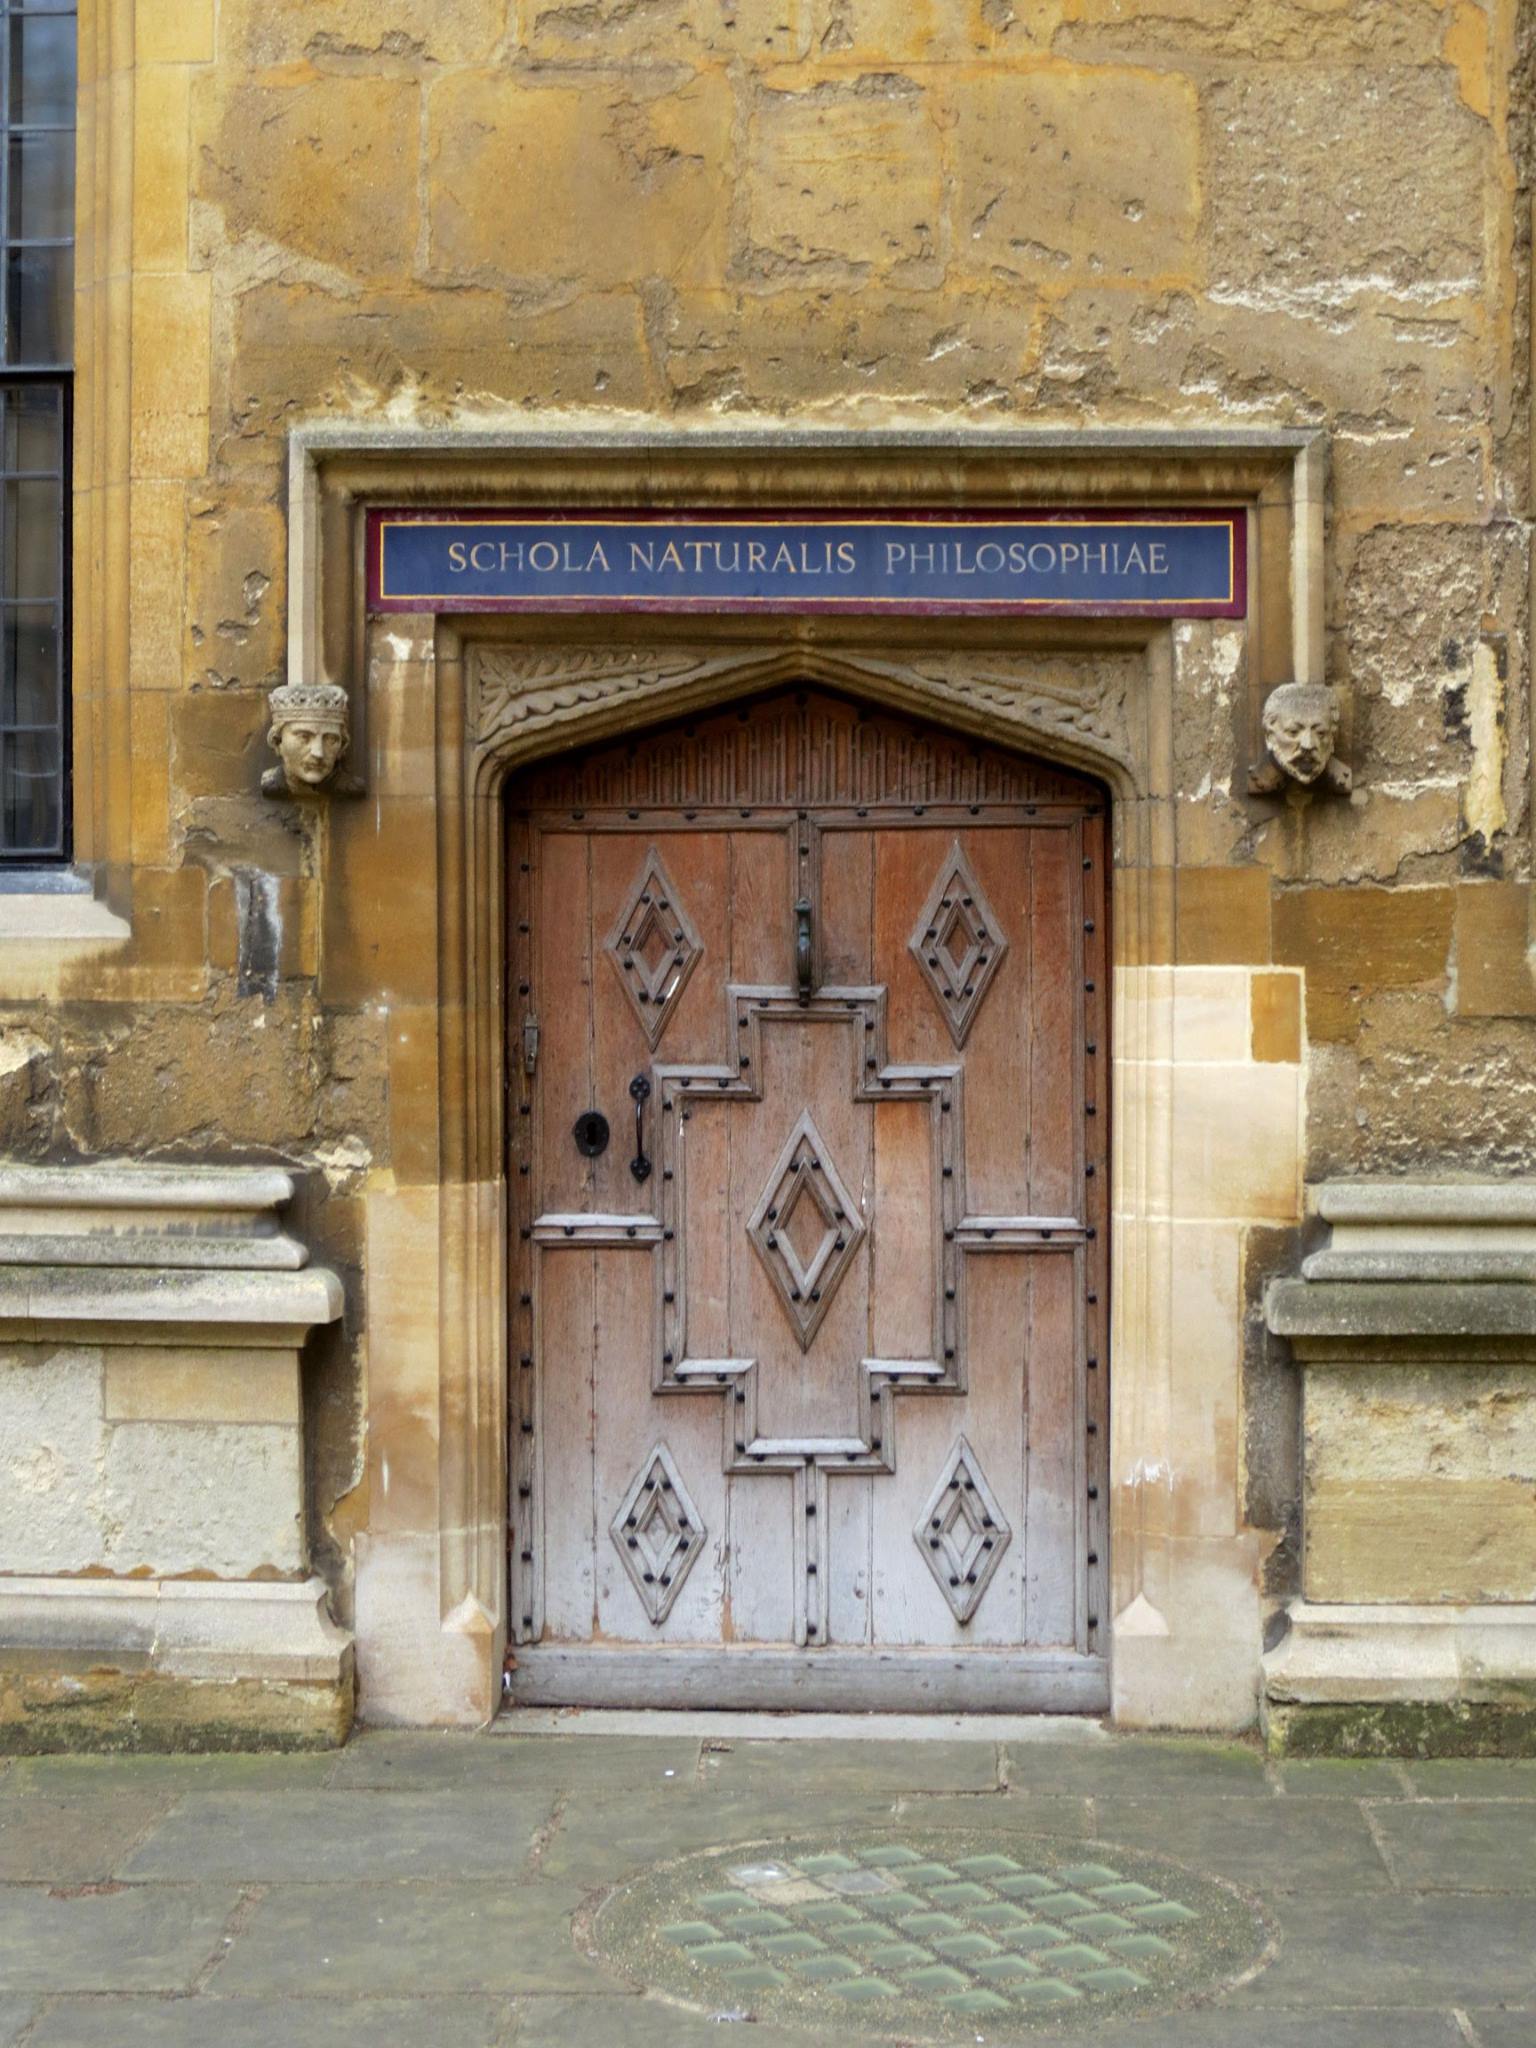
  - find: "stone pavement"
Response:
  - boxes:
[0,1717,1531,2047]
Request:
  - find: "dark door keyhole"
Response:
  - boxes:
[572,1110,610,1158]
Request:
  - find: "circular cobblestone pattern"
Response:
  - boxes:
[593,1827,1271,2037]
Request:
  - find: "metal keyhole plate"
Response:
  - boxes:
[573,1110,610,1158]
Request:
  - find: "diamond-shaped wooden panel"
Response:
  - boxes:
[908,842,1008,1047]
[915,1436,1012,1623]
[605,847,704,1048]
[610,1442,705,1625]
[746,1110,866,1351]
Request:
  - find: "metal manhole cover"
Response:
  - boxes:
[590,1828,1271,2037]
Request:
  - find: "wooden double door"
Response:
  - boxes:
[506,692,1109,1711]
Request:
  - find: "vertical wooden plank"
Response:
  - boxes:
[869,1254,1027,1646]
[728,825,792,983]
[1024,1251,1079,1647]
[818,826,873,984]
[727,1470,796,1644]
[592,1243,726,1645]
[870,1096,935,1366]
[1023,822,1078,1222]
[588,828,730,1214]
[955,825,1034,1219]
[532,826,593,1217]
[826,1470,873,1645]
[871,826,958,1070]
[722,825,802,1647]
[734,1012,871,1444]
[537,1247,597,1640]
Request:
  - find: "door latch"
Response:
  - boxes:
[522,1014,540,1075]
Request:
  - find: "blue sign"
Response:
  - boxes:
[367,511,1245,619]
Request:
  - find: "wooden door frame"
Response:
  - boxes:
[302,431,1315,1730]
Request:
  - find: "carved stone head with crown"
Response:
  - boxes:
[263,681,354,797]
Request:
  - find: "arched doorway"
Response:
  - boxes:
[503,689,1109,1711]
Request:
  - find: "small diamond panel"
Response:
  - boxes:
[609,1443,704,1624]
[605,847,704,1048]
[915,1435,1012,1623]
[746,1110,866,1350]
[908,842,1008,1046]
[597,1829,1267,2039]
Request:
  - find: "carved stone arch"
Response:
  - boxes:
[423,614,1171,1728]
[464,638,1143,806]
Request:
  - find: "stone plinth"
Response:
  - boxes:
[0,1164,350,1752]
[1264,1181,1536,1756]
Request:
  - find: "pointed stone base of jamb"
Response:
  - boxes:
[0,1576,354,1752]
[1263,1601,1536,1756]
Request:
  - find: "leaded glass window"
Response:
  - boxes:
[0,0,72,860]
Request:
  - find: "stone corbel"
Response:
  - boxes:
[262,680,362,799]
[1248,682,1352,797]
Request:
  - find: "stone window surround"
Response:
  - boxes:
[279,427,1319,1730]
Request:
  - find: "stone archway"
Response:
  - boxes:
[341,611,1277,1732]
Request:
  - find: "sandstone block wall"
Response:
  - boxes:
[1,0,1532,1641]
[0,1344,304,1579]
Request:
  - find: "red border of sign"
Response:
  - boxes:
[364,506,1248,620]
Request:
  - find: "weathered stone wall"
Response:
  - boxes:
[1,0,1532,1658]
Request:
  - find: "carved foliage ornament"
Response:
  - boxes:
[471,644,1134,778]
[1249,682,1351,797]
[263,681,359,798]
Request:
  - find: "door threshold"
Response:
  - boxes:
[504,1644,1109,1715]
[493,1705,1108,1742]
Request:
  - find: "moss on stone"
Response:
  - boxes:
[0,1668,353,1755]
[1266,1698,1536,1759]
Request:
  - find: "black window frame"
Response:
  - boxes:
[0,0,74,867]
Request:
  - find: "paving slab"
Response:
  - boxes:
[330,1731,702,1792]
[1228,1893,1536,2009]
[122,1789,555,1883]
[0,2001,37,2047]
[510,1990,1470,2045]
[1401,1760,1536,1801]
[1271,1758,1408,1799]
[1365,1801,1536,1892]
[1468,2010,1536,2048]
[1088,1794,1396,1894]
[1001,1736,1268,1799]
[24,1994,512,2048]
[212,1882,609,1997]
[538,1785,910,1886]
[9,1753,338,1793]
[0,1884,239,1994]
[0,1789,175,1882]
[507,1993,821,2046]
[694,1738,1003,1798]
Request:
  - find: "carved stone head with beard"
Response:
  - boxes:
[1251,682,1351,795]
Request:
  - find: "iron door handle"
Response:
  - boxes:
[629,1073,653,1184]
[795,896,814,1004]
